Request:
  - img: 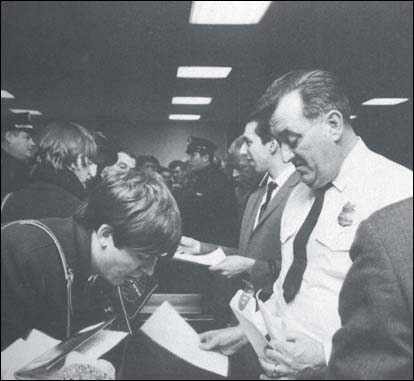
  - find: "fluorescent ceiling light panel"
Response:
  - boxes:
[10,108,42,116]
[362,98,409,106]
[172,97,212,105]
[350,115,357,120]
[190,1,272,25]
[169,114,201,121]
[1,90,15,99]
[177,66,232,78]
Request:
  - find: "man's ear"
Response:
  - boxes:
[325,110,344,142]
[96,224,114,249]
[268,138,279,155]
[4,130,16,144]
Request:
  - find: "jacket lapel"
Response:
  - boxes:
[252,171,300,233]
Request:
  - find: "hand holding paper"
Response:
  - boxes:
[173,247,226,267]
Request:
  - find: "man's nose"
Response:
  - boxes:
[281,143,295,163]
[239,142,248,156]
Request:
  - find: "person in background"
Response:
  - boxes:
[1,121,96,223]
[1,112,37,198]
[226,135,261,222]
[135,154,160,174]
[168,160,189,190]
[159,166,173,190]
[327,198,413,380]
[1,170,181,350]
[101,151,136,179]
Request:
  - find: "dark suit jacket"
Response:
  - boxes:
[201,171,300,293]
[327,197,413,380]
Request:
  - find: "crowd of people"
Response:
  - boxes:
[1,69,413,380]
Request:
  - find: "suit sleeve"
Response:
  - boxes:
[327,219,413,380]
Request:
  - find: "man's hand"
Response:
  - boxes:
[209,256,255,278]
[175,236,201,255]
[259,331,326,379]
[199,326,248,356]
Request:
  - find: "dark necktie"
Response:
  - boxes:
[258,181,278,221]
[283,183,332,303]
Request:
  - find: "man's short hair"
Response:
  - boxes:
[251,69,352,125]
[168,160,188,171]
[135,155,160,170]
[75,170,181,257]
[36,121,96,169]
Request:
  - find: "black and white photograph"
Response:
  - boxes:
[1,1,413,380]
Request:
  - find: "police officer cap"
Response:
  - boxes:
[186,136,217,155]
[2,113,34,133]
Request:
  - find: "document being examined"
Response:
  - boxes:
[141,301,228,377]
[173,247,226,267]
[230,289,286,358]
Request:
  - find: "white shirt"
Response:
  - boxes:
[253,164,296,230]
[252,138,413,362]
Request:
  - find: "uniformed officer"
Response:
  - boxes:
[1,113,37,198]
[184,136,238,247]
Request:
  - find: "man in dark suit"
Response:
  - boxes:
[327,197,413,380]
[177,117,299,294]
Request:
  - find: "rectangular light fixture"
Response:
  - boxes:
[169,114,201,121]
[10,108,42,116]
[190,1,272,25]
[172,96,212,105]
[350,115,358,120]
[362,98,409,106]
[1,90,15,99]
[177,66,232,79]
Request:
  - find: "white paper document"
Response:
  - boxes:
[141,301,229,377]
[173,247,226,267]
[230,290,268,358]
[1,330,60,380]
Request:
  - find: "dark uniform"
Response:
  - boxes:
[157,137,238,325]
[1,113,35,199]
[183,136,239,246]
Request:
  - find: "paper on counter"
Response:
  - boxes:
[1,330,60,380]
[141,301,228,377]
[173,247,226,267]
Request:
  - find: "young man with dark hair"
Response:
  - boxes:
[1,170,181,350]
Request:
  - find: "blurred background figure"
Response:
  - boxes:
[168,160,189,190]
[87,131,118,188]
[1,113,37,198]
[101,150,136,179]
[226,135,262,222]
[159,166,173,189]
[1,121,96,223]
[135,154,160,174]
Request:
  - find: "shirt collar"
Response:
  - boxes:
[259,163,296,189]
[331,137,369,192]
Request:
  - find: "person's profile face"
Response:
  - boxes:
[241,121,271,173]
[172,166,185,184]
[187,151,207,172]
[270,91,339,189]
[6,130,36,160]
[102,152,135,178]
